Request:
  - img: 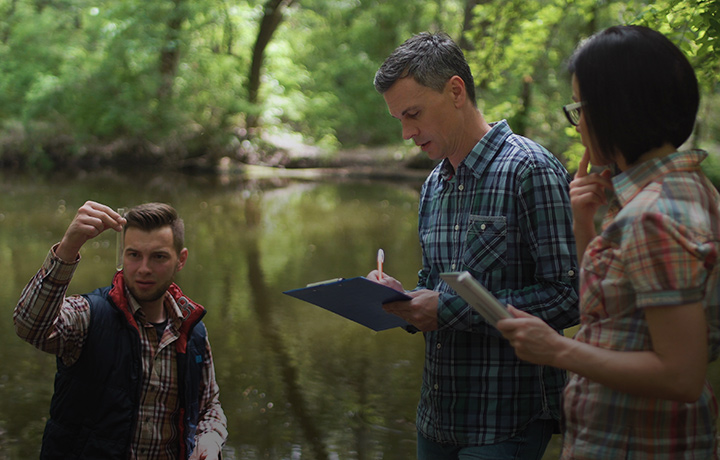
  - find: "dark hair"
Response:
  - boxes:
[568,25,699,166]
[374,32,477,107]
[124,203,185,254]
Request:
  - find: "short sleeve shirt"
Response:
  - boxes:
[563,150,720,459]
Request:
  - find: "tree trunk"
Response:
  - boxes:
[2,0,18,43]
[459,0,483,50]
[460,0,497,51]
[513,75,533,136]
[246,0,297,134]
[157,0,186,102]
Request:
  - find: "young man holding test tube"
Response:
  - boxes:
[367,32,579,459]
[14,201,227,459]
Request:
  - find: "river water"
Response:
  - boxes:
[1,168,719,459]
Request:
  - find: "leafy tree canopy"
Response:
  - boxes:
[0,0,716,172]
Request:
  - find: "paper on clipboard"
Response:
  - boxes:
[440,271,512,326]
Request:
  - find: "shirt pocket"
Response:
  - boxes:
[462,215,507,274]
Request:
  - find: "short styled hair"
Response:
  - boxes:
[568,25,699,166]
[374,32,477,107]
[124,203,185,254]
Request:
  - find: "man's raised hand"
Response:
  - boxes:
[55,201,126,262]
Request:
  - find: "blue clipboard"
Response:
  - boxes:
[283,277,411,331]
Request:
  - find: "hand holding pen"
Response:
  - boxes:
[371,248,439,331]
[368,248,404,292]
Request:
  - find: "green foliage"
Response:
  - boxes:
[461,0,720,170]
[0,0,717,171]
[464,0,585,160]
[635,0,719,89]
[275,0,446,146]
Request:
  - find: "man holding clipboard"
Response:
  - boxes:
[368,32,579,460]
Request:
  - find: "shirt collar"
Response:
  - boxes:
[441,120,511,182]
[439,158,455,181]
[127,288,184,329]
[611,149,707,207]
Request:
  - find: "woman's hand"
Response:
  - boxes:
[496,306,566,366]
[570,149,613,261]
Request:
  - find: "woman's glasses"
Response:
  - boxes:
[563,101,585,126]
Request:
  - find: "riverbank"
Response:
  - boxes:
[223,133,435,183]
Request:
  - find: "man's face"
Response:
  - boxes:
[383,76,463,163]
[122,226,187,309]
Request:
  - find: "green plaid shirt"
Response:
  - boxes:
[415,120,579,445]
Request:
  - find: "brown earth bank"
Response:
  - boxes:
[0,132,435,182]
[229,141,435,183]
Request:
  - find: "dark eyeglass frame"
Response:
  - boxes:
[563,101,585,126]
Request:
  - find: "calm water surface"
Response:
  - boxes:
[0,170,426,459]
[2,169,719,459]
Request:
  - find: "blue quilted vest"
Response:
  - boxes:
[40,271,207,459]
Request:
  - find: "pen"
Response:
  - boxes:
[377,248,384,278]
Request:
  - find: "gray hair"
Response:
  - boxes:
[373,32,476,107]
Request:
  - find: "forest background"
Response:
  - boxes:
[0,0,718,175]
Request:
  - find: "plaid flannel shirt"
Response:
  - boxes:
[14,247,228,458]
[415,120,579,445]
[564,150,720,459]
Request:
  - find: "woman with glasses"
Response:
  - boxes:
[497,25,720,459]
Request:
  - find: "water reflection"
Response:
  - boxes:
[4,170,720,459]
[0,171,424,459]
[245,196,329,460]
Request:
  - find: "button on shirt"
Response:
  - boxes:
[564,150,720,458]
[416,120,579,445]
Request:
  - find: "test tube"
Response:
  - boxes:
[116,207,127,271]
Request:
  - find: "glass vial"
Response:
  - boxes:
[116,207,127,271]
